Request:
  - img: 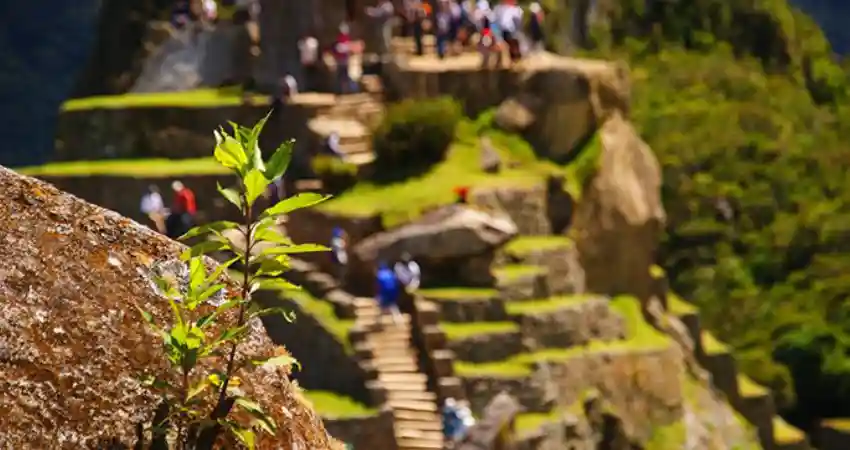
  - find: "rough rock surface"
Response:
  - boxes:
[352,205,517,287]
[570,113,666,302]
[0,166,339,449]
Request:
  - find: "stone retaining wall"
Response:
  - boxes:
[513,298,625,350]
[501,243,585,296]
[471,184,551,236]
[819,420,850,450]
[253,290,372,406]
[449,330,524,363]
[323,407,398,450]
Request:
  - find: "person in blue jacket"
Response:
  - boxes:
[376,261,403,326]
[330,227,349,284]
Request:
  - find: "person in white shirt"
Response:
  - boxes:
[298,34,319,92]
[140,185,166,233]
[394,253,422,293]
[494,0,523,62]
[366,0,396,61]
[202,0,218,23]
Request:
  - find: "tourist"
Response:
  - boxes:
[366,0,396,63]
[333,23,357,94]
[478,25,501,68]
[434,0,453,59]
[528,1,545,52]
[140,185,166,234]
[403,0,426,56]
[442,398,463,442]
[166,181,197,239]
[324,131,345,159]
[454,185,470,204]
[172,0,192,28]
[298,32,320,92]
[474,0,492,30]
[376,262,404,326]
[202,0,218,23]
[331,227,349,283]
[494,0,523,63]
[394,252,422,293]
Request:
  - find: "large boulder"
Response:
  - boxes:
[0,166,340,450]
[569,114,666,303]
[353,205,518,287]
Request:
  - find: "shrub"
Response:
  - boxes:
[311,155,358,193]
[372,96,462,180]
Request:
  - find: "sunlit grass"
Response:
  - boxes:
[16,157,230,178]
[63,87,270,111]
[301,390,378,419]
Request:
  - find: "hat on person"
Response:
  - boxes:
[171,180,184,192]
[530,2,541,13]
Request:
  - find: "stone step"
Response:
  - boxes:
[381,379,429,392]
[376,360,419,372]
[379,371,428,384]
[397,437,445,450]
[341,139,372,155]
[373,354,418,365]
[396,427,444,442]
[394,409,441,422]
[390,399,439,413]
[388,390,437,402]
[396,419,443,432]
[371,344,415,357]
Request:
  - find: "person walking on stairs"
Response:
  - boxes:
[331,227,349,284]
[494,0,523,63]
[528,1,546,52]
[376,262,404,327]
[394,252,421,293]
[333,23,357,94]
[403,0,426,56]
[140,185,166,234]
[165,181,197,239]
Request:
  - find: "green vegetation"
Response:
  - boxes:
[505,295,595,315]
[566,0,850,423]
[62,87,270,111]
[372,96,463,179]
[16,157,229,178]
[454,296,669,377]
[503,235,573,256]
[562,131,602,199]
[417,287,499,301]
[514,409,562,435]
[773,416,806,443]
[666,292,697,315]
[318,110,560,226]
[738,374,770,398]
[441,321,519,341]
[283,290,355,353]
[643,420,686,449]
[493,264,547,282]
[135,117,330,447]
[311,155,358,192]
[821,418,850,431]
[301,390,378,419]
[701,331,730,355]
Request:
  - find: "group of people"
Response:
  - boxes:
[140,181,198,239]
[171,0,259,28]
[329,226,422,326]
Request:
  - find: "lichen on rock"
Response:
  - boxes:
[0,166,341,449]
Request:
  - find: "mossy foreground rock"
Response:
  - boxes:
[0,166,340,449]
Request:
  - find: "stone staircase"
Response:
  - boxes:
[350,298,445,450]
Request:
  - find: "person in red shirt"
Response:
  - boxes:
[333,23,357,94]
[454,185,470,204]
[166,180,197,238]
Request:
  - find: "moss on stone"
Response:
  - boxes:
[503,235,573,256]
[643,420,687,449]
[454,359,532,378]
[649,264,666,279]
[821,418,850,431]
[514,409,562,435]
[667,292,697,315]
[418,287,499,301]
[301,390,379,419]
[493,264,546,282]
[563,131,602,200]
[505,295,595,315]
[441,321,519,341]
[16,157,230,178]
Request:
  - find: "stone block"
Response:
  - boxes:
[423,325,448,351]
[498,269,550,302]
[514,297,624,350]
[436,296,509,323]
[432,349,456,378]
[449,330,524,363]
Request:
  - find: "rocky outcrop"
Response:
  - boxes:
[0,166,340,449]
[570,114,666,303]
[353,204,518,287]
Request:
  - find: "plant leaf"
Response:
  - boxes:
[253,226,293,245]
[217,182,244,211]
[262,193,330,218]
[196,298,240,328]
[206,256,240,284]
[214,131,248,172]
[244,168,269,207]
[261,243,330,255]
[256,278,300,292]
[186,377,211,402]
[180,240,229,260]
[253,255,290,277]
[226,422,256,450]
[179,221,240,241]
[264,139,293,181]
[188,257,206,296]
[252,353,301,371]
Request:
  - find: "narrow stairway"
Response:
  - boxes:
[353,298,445,450]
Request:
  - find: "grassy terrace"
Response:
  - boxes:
[455,296,670,377]
[15,157,230,178]
[667,292,698,315]
[441,321,519,341]
[737,374,769,398]
[301,390,378,419]
[503,235,573,257]
[505,295,597,316]
[701,330,731,355]
[773,416,806,444]
[283,289,355,353]
[514,408,562,435]
[62,87,270,111]
[417,287,499,301]
[317,117,566,226]
[493,264,547,282]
